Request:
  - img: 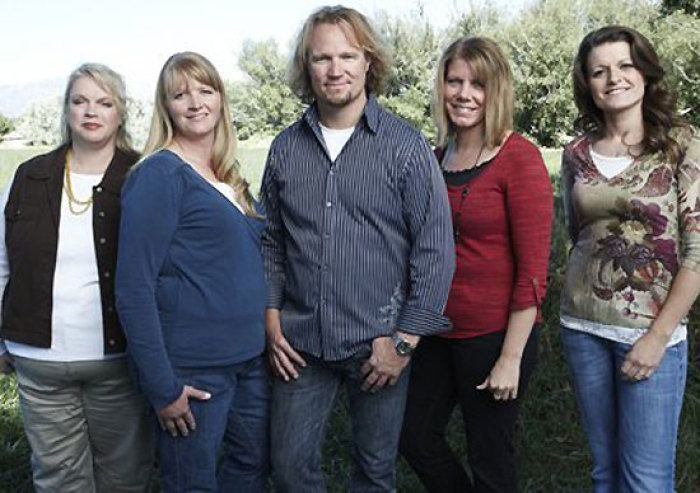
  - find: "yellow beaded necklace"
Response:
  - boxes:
[63,150,93,215]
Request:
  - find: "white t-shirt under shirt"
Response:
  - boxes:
[1,171,118,361]
[320,124,355,162]
[210,181,245,213]
[589,148,634,179]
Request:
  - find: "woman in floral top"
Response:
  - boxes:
[561,25,700,492]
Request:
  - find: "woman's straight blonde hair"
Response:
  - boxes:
[143,51,256,216]
[61,63,134,153]
[434,37,514,148]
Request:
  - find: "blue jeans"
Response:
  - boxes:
[157,356,270,492]
[270,349,410,493]
[560,327,687,493]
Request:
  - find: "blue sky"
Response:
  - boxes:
[0,0,528,98]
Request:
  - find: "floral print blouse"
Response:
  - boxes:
[560,130,700,334]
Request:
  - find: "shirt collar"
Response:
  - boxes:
[303,93,380,135]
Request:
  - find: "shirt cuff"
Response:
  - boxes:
[266,280,285,309]
[397,305,452,336]
[146,379,184,411]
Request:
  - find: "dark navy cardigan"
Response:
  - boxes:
[115,150,266,409]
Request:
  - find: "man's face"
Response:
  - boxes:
[307,22,370,111]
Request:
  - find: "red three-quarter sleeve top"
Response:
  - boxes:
[438,132,553,339]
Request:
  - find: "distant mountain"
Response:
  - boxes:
[0,78,65,118]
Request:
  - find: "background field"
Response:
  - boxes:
[0,146,697,492]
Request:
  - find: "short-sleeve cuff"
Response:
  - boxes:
[397,305,452,336]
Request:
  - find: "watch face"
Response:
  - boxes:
[396,340,412,355]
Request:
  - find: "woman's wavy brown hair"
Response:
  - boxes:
[573,25,689,164]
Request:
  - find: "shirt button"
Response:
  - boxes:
[325,201,332,207]
[99,238,107,245]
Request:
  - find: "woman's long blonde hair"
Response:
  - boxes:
[143,52,256,216]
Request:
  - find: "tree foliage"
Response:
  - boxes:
[0,112,13,136]
[376,11,444,143]
[17,97,62,146]
[661,0,700,16]
[14,0,699,149]
[228,39,304,140]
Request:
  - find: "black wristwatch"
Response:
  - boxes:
[392,333,415,356]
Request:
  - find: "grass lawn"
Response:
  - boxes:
[0,145,698,491]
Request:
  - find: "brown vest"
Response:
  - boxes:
[1,145,137,354]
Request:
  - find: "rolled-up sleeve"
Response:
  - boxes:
[397,137,455,335]
[506,143,553,315]
[115,161,183,410]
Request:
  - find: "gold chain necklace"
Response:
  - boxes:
[64,150,93,215]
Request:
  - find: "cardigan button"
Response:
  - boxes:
[98,211,105,218]
[108,339,116,346]
[107,306,114,313]
[95,186,103,193]
[103,271,111,278]
[99,237,107,245]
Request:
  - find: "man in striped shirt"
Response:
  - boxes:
[260,6,455,491]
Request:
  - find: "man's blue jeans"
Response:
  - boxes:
[560,327,687,493]
[157,356,270,492]
[270,348,410,493]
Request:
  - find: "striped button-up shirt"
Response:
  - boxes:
[260,96,454,361]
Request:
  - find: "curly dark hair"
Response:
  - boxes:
[572,25,689,164]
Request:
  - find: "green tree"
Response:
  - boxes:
[229,39,303,140]
[661,0,700,16]
[446,0,699,146]
[0,112,14,136]
[17,97,62,146]
[376,11,444,142]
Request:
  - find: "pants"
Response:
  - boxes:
[400,329,538,493]
[156,356,270,493]
[270,349,410,493]
[13,356,154,493]
[560,327,687,493]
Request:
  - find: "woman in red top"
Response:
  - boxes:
[400,37,553,492]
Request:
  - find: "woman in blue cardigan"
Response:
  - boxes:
[115,52,269,492]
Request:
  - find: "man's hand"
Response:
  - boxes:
[0,353,13,375]
[360,335,413,392]
[476,354,521,401]
[156,385,211,437]
[266,308,306,381]
[621,330,668,381]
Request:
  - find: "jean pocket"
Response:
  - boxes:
[175,368,229,399]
